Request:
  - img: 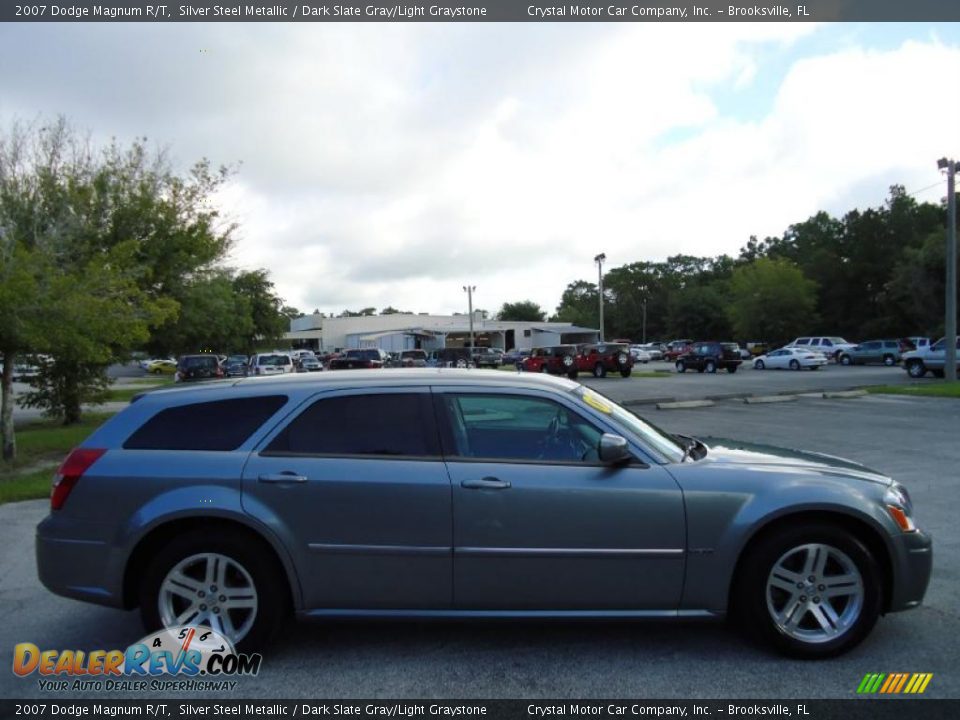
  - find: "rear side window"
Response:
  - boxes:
[265,393,439,458]
[124,396,288,451]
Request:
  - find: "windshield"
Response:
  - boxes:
[259,354,290,366]
[571,386,685,463]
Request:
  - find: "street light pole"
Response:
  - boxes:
[594,253,606,342]
[463,285,476,355]
[642,299,647,344]
[939,158,958,382]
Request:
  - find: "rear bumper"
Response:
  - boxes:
[36,514,126,609]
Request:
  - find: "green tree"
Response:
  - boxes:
[726,258,818,343]
[498,300,546,322]
[552,280,599,328]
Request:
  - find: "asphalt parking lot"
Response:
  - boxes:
[1,392,957,700]
[582,362,918,405]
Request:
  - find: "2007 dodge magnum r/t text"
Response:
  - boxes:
[37,370,931,658]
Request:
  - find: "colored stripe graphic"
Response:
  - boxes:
[857,673,933,694]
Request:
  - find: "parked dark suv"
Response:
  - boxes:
[521,345,579,379]
[675,342,742,374]
[175,354,223,382]
[576,343,634,378]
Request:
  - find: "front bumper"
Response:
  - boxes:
[888,528,933,612]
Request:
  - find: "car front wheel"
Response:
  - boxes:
[593,363,607,378]
[676,360,686,373]
[754,360,765,370]
[705,360,717,374]
[139,529,289,652]
[906,360,926,378]
[840,355,851,366]
[789,359,801,371]
[883,355,896,367]
[735,523,882,658]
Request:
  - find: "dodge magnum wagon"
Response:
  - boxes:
[37,370,931,657]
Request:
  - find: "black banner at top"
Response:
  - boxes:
[2,0,960,23]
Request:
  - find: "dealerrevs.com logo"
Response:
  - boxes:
[13,627,262,692]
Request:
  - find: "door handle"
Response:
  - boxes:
[460,477,511,490]
[258,471,307,484]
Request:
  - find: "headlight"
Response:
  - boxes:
[884,484,916,532]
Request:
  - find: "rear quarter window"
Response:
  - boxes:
[124,396,288,451]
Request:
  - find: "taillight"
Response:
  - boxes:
[51,448,106,511]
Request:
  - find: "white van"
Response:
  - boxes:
[249,352,294,376]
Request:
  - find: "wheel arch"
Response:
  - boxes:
[726,509,894,616]
[122,516,300,612]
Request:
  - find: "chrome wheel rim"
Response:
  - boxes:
[766,543,863,645]
[159,553,258,645]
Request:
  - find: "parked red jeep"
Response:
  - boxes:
[521,345,580,379]
[575,342,634,378]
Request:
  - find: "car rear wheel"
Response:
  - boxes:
[593,363,607,378]
[619,367,631,378]
[754,360,765,370]
[139,529,288,652]
[906,360,926,378]
[882,355,896,367]
[676,360,686,373]
[727,365,738,374]
[735,523,882,658]
[705,360,717,374]
[789,359,801,371]
[562,355,578,379]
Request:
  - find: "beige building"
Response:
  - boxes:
[284,312,598,353]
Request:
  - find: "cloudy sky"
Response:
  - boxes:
[2,21,959,317]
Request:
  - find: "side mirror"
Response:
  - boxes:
[598,433,631,465]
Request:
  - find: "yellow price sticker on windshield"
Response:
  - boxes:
[582,390,613,414]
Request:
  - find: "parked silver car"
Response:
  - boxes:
[36,370,931,657]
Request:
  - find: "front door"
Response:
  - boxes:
[434,389,686,611]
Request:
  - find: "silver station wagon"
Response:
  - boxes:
[37,370,931,658]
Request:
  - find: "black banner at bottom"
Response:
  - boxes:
[1,700,957,720]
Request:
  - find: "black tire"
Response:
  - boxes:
[882,355,895,367]
[810,365,820,371]
[733,523,883,659]
[705,360,717,374]
[754,360,765,370]
[906,360,926,379]
[540,365,548,373]
[676,361,686,373]
[567,368,579,380]
[839,354,851,366]
[789,359,801,371]
[593,363,607,378]
[727,365,738,374]
[619,367,631,378]
[932,369,945,379]
[139,529,289,652]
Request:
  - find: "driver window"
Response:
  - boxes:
[443,394,603,463]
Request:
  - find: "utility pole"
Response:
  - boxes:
[939,158,958,382]
[594,253,606,342]
[463,285,476,356]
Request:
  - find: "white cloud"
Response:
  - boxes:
[2,23,958,317]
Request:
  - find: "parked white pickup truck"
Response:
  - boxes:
[902,337,960,378]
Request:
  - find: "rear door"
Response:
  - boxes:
[242,388,452,610]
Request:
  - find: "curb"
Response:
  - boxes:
[822,390,868,399]
[622,397,677,407]
[744,395,797,404]
[656,400,715,410]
